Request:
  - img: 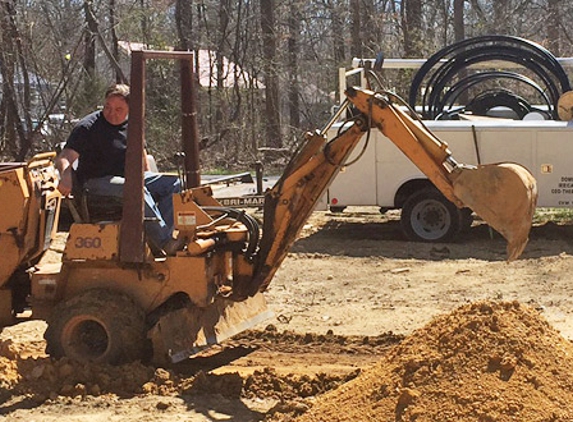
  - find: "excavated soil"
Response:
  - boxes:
[288,300,573,422]
[2,208,573,421]
[0,323,399,421]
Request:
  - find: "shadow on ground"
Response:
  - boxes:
[291,219,573,260]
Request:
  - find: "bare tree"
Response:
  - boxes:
[175,0,195,50]
[0,0,570,166]
[492,1,508,34]
[0,1,35,160]
[454,0,465,41]
[547,0,561,56]
[287,0,301,133]
[109,0,122,83]
[213,0,231,149]
[327,0,345,66]
[350,0,362,57]
[83,0,97,79]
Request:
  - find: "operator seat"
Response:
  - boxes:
[66,171,123,224]
[64,154,159,224]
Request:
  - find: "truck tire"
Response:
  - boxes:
[44,288,147,365]
[460,208,474,233]
[401,189,461,242]
[329,206,347,213]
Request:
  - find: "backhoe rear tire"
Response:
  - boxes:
[44,288,147,365]
[401,189,461,242]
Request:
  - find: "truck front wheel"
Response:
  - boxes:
[401,189,461,242]
[44,288,147,365]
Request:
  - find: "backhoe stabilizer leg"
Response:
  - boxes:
[148,292,273,364]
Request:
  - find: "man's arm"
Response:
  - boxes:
[55,148,80,196]
[143,148,150,172]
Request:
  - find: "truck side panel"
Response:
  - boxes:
[326,120,573,210]
[324,127,377,207]
[534,129,573,207]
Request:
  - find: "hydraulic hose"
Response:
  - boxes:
[201,206,261,261]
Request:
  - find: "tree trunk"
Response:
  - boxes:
[175,0,194,50]
[260,0,281,148]
[139,0,149,44]
[547,0,560,56]
[109,0,122,83]
[83,0,97,79]
[0,0,30,160]
[402,0,422,58]
[453,0,465,41]
[216,0,231,152]
[350,0,361,57]
[330,0,345,66]
[287,3,300,132]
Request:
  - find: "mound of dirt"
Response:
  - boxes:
[291,300,573,422]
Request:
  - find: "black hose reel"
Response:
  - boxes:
[408,35,572,120]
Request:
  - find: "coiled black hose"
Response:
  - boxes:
[408,35,571,120]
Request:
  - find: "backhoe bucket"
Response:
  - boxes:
[451,163,538,261]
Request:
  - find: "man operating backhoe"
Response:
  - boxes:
[55,83,184,255]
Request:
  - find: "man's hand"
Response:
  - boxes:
[55,147,79,196]
[57,170,73,196]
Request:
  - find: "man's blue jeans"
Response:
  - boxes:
[83,172,181,249]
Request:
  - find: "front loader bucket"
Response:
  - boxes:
[451,163,538,261]
[148,292,273,364]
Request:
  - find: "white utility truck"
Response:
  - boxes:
[324,118,573,242]
[322,46,573,242]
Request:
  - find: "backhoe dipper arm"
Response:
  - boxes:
[237,87,467,298]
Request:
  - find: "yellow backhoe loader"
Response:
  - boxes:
[0,153,61,325]
[0,51,537,365]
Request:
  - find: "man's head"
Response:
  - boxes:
[103,84,130,125]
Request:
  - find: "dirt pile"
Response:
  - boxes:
[292,300,573,422]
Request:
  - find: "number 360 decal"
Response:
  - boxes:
[74,237,102,248]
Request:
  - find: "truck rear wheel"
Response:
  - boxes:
[44,288,147,365]
[329,206,347,213]
[401,189,461,242]
[460,208,474,232]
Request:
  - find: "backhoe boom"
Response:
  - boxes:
[242,86,537,297]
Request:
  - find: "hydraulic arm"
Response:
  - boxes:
[233,86,537,299]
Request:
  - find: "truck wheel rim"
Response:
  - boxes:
[410,199,451,240]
